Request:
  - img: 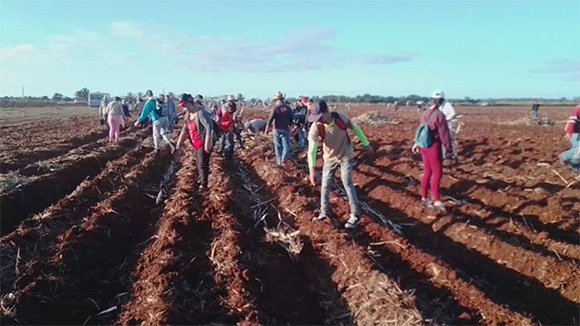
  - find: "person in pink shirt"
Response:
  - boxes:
[412,91,453,213]
[560,104,580,172]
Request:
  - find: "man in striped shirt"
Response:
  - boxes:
[560,104,580,171]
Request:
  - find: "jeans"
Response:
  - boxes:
[560,133,580,165]
[152,116,172,150]
[195,148,211,188]
[320,156,360,218]
[222,132,235,160]
[273,129,291,164]
[297,129,306,147]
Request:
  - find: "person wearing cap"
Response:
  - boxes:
[217,95,238,159]
[264,91,294,165]
[176,94,216,190]
[560,104,580,172]
[431,90,458,161]
[104,96,126,143]
[134,89,175,153]
[307,100,373,229]
[412,93,453,213]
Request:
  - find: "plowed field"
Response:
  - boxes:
[1,105,578,326]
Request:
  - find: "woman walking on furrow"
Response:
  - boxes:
[175,93,216,191]
[412,90,453,213]
[104,96,126,143]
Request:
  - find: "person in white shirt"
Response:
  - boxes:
[431,90,458,161]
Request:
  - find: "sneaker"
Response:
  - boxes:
[420,198,433,207]
[344,216,360,229]
[432,201,447,213]
[313,214,327,221]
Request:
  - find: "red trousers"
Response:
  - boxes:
[420,142,443,201]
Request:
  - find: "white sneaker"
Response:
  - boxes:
[344,216,360,229]
[432,201,447,213]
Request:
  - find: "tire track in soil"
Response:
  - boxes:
[0,145,151,299]
[118,153,254,325]
[239,146,426,326]
[282,160,533,325]
[0,129,149,236]
[353,161,579,325]
[358,161,580,302]
[2,149,174,325]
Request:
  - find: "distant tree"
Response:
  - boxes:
[63,96,73,102]
[74,87,90,101]
[52,93,64,101]
[41,96,49,101]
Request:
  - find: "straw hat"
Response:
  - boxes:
[273,91,285,100]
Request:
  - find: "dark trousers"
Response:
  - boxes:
[195,148,211,188]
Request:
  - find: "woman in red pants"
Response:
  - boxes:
[412,90,453,213]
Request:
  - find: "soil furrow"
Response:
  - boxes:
[240,144,426,326]
[0,130,149,235]
[0,146,150,299]
[353,162,579,325]
[118,153,246,325]
[2,149,174,324]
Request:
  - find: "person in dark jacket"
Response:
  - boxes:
[264,91,293,165]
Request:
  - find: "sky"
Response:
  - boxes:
[0,0,579,99]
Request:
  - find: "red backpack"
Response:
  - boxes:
[317,112,349,141]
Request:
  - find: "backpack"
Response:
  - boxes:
[153,99,167,117]
[414,110,438,148]
[317,112,349,141]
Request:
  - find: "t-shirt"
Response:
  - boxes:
[186,117,204,149]
[218,111,234,132]
[267,104,293,131]
[308,112,353,163]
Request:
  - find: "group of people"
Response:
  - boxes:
[99,88,579,229]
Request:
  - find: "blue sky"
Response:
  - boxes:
[0,0,578,99]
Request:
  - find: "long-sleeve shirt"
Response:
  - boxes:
[439,101,457,121]
[266,104,293,131]
[307,112,370,168]
[565,105,580,135]
[420,108,452,151]
[137,99,163,124]
[104,101,125,118]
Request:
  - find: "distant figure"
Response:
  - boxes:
[121,99,130,118]
[217,95,238,159]
[432,90,458,161]
[264,91,293,165]
[165,94,177,132]
[104,97,126,143]
[98,97,109,126]
[293,98,308,148]
[531,103,540,122]
[560,104,580,172]
[244,119,267,134]
[393,101,400,111]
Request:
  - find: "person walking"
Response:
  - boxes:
[307,100,373,228]
[431,90,458,161]
[121,99,130,118]
[412,93,453,213]
[134,90,175,153]
[264,91,293,165]
[176,94,216,190]
[293,98,308,148]
[104,96,126,143]
[165,94,177,132]
[560,104,580,172]
[98,96,109,126]
[217,95,237,159]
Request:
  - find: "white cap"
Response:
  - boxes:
[430,90,445,99]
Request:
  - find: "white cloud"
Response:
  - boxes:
[0,44,38,60]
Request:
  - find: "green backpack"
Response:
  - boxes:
[414,111,437,148]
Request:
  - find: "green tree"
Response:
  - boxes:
[52,93,64,101]
[74,87,90,101]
